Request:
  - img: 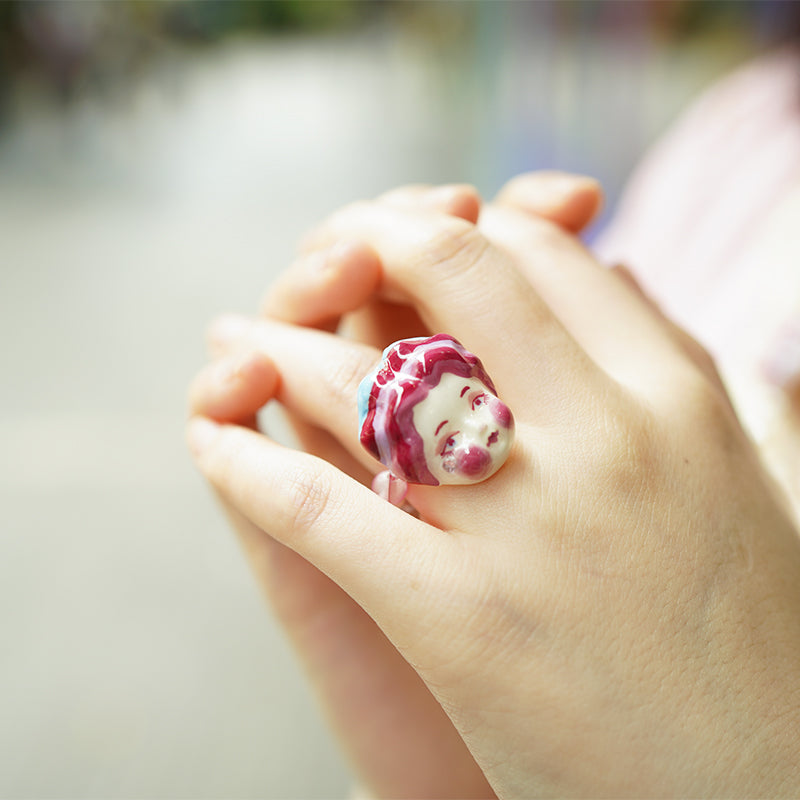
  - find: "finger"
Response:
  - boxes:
[263,186,479,333]
[290,416,374,486]
[300,202,600,413]
[202,321,376,483]
[210,442,493,799]
[338,299,430,353]
[477,204,703,396]
[217,489,385,672]
[188,350,279,424]
[494,171,603,233]
[227,492,494,800]
[338,183,484,350]
[205,315,536,531]
[379,183,482,225]
[206,313,253,360]
[207,316,377,460]
[610,263,731,400]
[272,173,594,338]
[263,240,382,327]
[338,169,598,357]
[189,360,352,647]
[190,418,498,798]
[208,314,383,477]
[189,349,493,795]
[188,354,332,622]
[186,417,463,640]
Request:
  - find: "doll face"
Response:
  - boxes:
[412,372,514,485]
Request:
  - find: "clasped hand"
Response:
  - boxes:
[187,174,800,798]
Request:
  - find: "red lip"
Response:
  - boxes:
[487,430,499,446]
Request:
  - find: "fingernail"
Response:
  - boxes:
[186,417,219,457]
[430,184,481,221]
[230,351,265,382]
[546,173,600,202]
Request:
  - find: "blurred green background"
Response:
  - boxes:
[0,2,796,798]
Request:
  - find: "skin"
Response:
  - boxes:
[261,174,601,346]
[188,174,800,797]
[193,174,600,800]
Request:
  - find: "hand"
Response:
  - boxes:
[189,348,495,799]
[261,171,602,348]
[191,174,601,799]
[248,172,603,488]
[189,183,800,797]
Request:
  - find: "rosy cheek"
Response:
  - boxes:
[454,445,491,479]
[487,396,512,428]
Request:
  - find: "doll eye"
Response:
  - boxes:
[471,393,486,410]
[440,433,459,455]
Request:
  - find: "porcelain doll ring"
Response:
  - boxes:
[358,334,515,506]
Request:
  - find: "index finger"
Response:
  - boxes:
[187,417,471,642]
[262,239,382,327]
[262,184,482,330]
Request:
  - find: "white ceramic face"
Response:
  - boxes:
[412,372,514,485]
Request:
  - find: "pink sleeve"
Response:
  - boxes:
[596,48,800,407]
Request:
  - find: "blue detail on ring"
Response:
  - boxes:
[357,367,376,432]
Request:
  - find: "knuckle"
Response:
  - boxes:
[411,561,547,694]
[417,219,489,277]
[283,462,335,537]
[586,379,740,504]
[676,375,737,443]
[586,401,662,499]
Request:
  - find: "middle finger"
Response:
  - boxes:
[303,201,602,416]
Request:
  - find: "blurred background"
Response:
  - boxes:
[1,1,797,797]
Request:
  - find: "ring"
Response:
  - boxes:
[358,334,515,504]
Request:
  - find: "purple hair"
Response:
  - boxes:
[358,334,496,485]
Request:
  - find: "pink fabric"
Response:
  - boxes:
[598,49,800,413]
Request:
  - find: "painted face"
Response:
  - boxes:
[412,372,514,485]
[358,334,515,487]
